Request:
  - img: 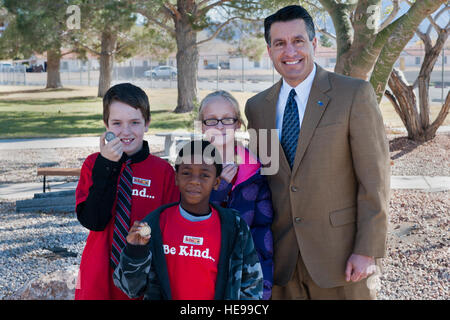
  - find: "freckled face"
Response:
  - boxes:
[267,19,317,87]
[105,101,149,156]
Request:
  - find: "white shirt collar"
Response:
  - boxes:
[276,64,317,135]
[280,63,316,103]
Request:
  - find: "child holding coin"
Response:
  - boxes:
[113,140,263,300]
[75,83,179,300]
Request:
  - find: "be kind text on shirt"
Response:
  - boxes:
[163,244,216,262]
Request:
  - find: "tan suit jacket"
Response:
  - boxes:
[244,64,390,288]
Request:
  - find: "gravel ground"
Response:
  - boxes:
[0,134,448,299]
[0,144,164,184]
[0,201,86,299]
[378,190,449,299]
[389,132,450,176]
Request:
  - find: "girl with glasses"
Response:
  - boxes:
[198,90,274,300]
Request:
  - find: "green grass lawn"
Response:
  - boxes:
[0,86,193,138]
[0,85,447,139]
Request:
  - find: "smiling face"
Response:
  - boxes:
[201,97,241,148]
[105,100,150,156]
[267,19,317,87]
[176,161,220,214]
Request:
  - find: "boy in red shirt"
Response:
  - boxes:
[75,83,179,300]
[113,140,263,299]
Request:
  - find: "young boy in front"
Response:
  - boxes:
[113,140,263,300]
[75,83,179,300]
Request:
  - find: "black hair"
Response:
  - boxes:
[264,5,316,45]
[103,83,150,124]
[175,140,223,177]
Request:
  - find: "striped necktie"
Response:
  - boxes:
[111,159,133,269]
[280,89,300,168]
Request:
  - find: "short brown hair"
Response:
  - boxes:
[103,83,150,124]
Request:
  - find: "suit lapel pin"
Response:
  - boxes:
[317,100,324,106]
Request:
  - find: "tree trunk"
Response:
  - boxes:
[173,2,198,113]
[46,49,62,89]
[321,0,444,100]
[417,27,448,129]
[325,2,354,76]
[387,67,450,143]
[385,15,449,143]
[370,0,445,102]
[329,1,380,80]
[97,31,117,98]
[386,68,422,139]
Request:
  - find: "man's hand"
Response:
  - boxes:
[345,254,376,282]
[100,131,123,162]
[126,221,151,246]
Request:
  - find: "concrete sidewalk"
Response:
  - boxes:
[0,134,448,201]
[0,134,164,150]
[0,181,78,201]
[1,176,448,201]
[390,176,450,192]
[0,127,448,150]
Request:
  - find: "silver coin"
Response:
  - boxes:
[105,131,116,142]
[139,224,151,237]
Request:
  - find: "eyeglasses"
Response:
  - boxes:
[202,118,238,126]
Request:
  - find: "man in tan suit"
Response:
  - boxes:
[245,5,390,299]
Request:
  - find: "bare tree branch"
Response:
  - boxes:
[427,5,450,34]
[60,50,76,57]
[302,0,325,12]
[141,14,175,36]
[71,39,101,56]
[197,0,230,18]
[164,2,181,20]
[406,1,449,35]
[429,90,450,131]
[384,88,407,126]
[198,0,211,7]
[195,15,259,46]
[379,0,400,32]
[318,28,336,40]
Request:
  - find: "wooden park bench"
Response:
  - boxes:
[37,167,81,193]
[155,132,203,162]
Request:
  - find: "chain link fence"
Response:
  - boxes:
[0,54,447,100]
[0,55,282,93]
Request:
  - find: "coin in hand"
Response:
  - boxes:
[138,223,151,237]
[105,131,116,142]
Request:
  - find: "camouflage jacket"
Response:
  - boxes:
[113,202,263,300]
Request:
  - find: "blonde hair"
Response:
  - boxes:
[198,90,246,130]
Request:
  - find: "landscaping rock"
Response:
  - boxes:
[11,265,78,300]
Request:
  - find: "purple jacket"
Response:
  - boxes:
[210,145,274,300]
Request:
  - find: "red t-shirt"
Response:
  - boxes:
[159,205,221,300]
[75,152,179,300]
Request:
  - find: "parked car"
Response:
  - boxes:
[219,62,230,69]
[144,66,177,79]
[204,63,221,70]
[434,81,449,88]
[25,64,44,73]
